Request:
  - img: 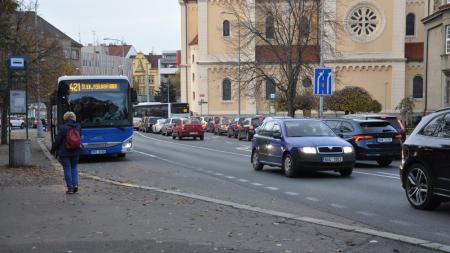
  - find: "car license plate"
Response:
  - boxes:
[377,138,392,143]
[190,132,198,135]
[322,157,343,163]
[91,150,106,155]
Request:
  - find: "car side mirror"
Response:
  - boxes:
[273,131,282,139]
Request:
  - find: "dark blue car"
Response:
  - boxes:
[251,119,355,178]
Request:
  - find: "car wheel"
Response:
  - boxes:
[200,135,204,141]
[252,150,263,171]
[339,168,353,177]
[377,159,393,167]
[193,137,197,140]
[404,164,440,210]
[283,154,297,178]
[20,123,24,129]
[172,134,176,140]
[117,153,126,158]
[179,135,183,140]
[214,129,218,135]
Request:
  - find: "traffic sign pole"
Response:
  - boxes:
[319,0,325,118]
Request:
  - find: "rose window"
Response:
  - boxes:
[346,4,384,42]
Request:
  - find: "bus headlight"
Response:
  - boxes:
[122,138,133,152]
[343,146,353,154]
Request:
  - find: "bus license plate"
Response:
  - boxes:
[190,132,198,135]
[377,138,392,143]
[322,157,343,163]
[91,150,106,155]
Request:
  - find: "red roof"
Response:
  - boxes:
[189,35,198,46]
[256,45,320,63]
[145,54,162,68]
[405,43,424,62]
[108,45,132,57]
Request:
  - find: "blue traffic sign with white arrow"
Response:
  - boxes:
[314,67,333,96]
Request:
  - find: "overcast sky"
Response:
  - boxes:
[36,0,181,54]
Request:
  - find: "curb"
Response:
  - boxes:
[36,139,450,253]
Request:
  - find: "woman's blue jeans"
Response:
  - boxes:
[61,156,79,191]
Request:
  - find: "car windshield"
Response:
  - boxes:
[285,120,335,137]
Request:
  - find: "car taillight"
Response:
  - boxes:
[352,135,373,142]
[181,125,185,130]
[221,124,225,128]
[236,124,241,129]
[249,125,254,130]
[394,134,402,140]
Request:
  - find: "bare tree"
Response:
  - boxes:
[224,0,338,117]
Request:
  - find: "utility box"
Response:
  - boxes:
[9,139,31,167]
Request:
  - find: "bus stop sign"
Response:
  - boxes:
[314,67,333,96]
[8,55,27,71]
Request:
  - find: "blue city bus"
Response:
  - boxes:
[51,76,135,157]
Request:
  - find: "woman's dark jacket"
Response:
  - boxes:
[51,120,81,157]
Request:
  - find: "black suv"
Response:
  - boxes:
[227,117,246,138]
[323,118,402,166]
[342,114,407,142]
[400,108,450,210]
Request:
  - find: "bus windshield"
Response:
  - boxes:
[58,80,131,128]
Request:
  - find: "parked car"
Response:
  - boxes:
[251,119,355,178]
[140,117,161,133]
[152,119,166,134]
[323,118,402,166]
[161,118,181,136]
[9,116,25,129]
[400,108,450,210]
[206,116,219,132]
[237,116,265,141]
[214,117,231,135]
[342,114,406,142]
[133,117,142,130]
[172,118,204,140]
[227,117,246,138]
[190,116,208,130]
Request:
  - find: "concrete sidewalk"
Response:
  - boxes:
[0,135,441,252]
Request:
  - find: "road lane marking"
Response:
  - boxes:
[330,203,347,209]
[266,187,279,191]
[284,192,299,196]
[251,183,263,186]
[237,179,249,182]
[37,139,450,253]
[225,176,236,179]
[376,172,400,177]
[135,132,250,158]
[306,197,320,202]
[215,173,224,176]
[353,171,399,180]
[226,141,234,145]
[357,211,376,217]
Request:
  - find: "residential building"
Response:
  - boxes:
[179,0,430,116]
[80,44,134,84]
[132,52,161,102]
[423,0,450,111]
[159,50,181,102]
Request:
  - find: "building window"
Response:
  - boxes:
[299,16,311,38]
[192,54,195,63]
[192,73,195,81]
[265,78,276,100]
[193,91,196,101]
[446,26,450,54]
[71,49,79,60]
[346,4,384,42]
[222,78,232,101]
[406,13,415,36]
[223,20,230,37]
[266,15,274,39]
[413,75,423,99]
[302,77,312,88]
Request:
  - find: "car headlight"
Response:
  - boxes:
[301,147,317,154]
[122,137,133,151]
[343,146,353,154]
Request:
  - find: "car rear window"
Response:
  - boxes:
[251,117,264,126]
[188,119,201,124]
[359,122,397,133]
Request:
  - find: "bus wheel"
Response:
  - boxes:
[117,154,126,158]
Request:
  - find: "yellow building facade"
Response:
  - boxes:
[132,52,160,102]
[179,0,429,115]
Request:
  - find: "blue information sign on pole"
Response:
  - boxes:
[314,67,333,96]
[8,55,27,71]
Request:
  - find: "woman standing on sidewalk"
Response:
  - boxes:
[51,112,82,194]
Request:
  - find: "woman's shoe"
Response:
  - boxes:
[66,190,74,194]
[73,186,78,193]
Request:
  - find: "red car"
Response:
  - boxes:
[172,118,204,140]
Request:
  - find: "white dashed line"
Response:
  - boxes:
[305,197,320,202]
[266,187,279,191]
[376,172,400,178]
[354,171,399,180]
[215,173,223,176]
[284,192,299,196]
[251,183,264,186]
[226,141,234,145]
[225,176,236,179]
[237,179,249,182]
[357,211,376,217]
[329,203,347,209]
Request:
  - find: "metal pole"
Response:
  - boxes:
[122,41,125,75]
[35,1,44,138]
[237,15,241,118]
[145,63,149,102]
[319,0,325,118]
[167,81,170,103]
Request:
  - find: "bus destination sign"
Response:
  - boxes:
[69,83,119,92]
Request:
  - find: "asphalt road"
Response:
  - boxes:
[78,130,450,246]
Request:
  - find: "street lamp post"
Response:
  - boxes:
[221,11,241,118]
[103,38,125,75]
